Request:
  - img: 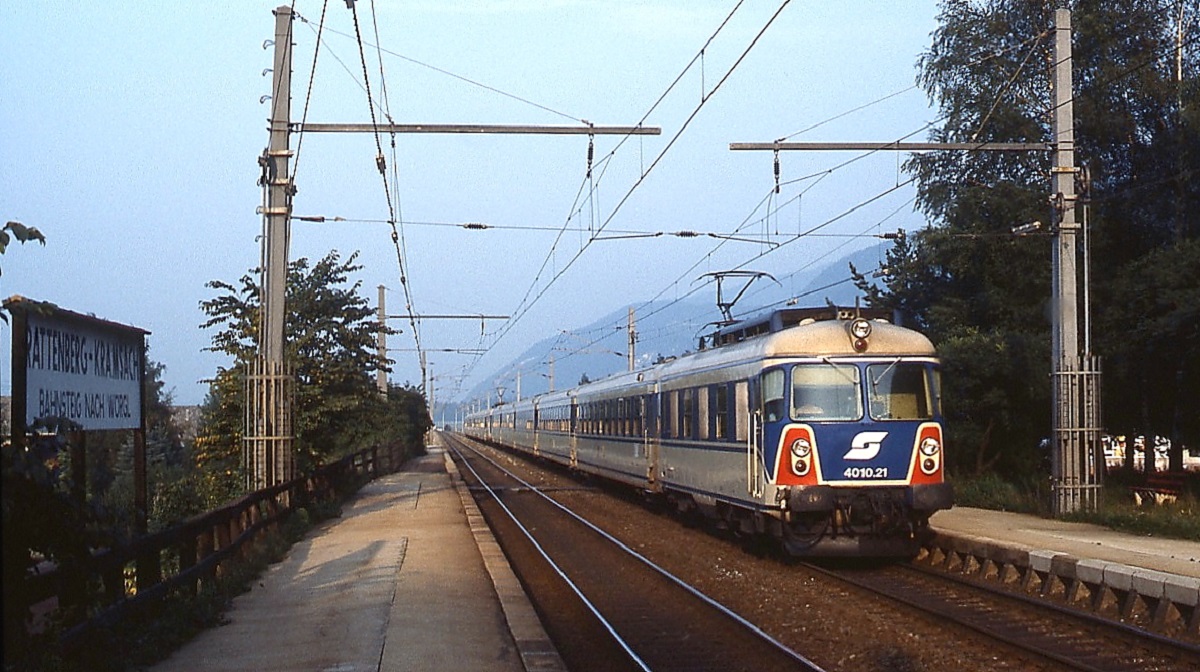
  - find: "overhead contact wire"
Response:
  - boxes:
[348,1,425,383]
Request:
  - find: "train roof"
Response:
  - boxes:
[466,308,935,416]
[710,306,895,346]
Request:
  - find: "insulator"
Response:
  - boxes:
[773,149,781,194]
[586,135,594,179]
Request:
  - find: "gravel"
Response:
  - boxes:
[482,448,1058,672]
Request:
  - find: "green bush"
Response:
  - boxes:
[950,472,1047,514]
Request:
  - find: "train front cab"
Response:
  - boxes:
[756,356,954,556]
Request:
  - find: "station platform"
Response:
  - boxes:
[150,445,566,672]
[928,506,1200,630]
[931,506,1200,579]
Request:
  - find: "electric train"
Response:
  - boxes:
[463,307,953,557]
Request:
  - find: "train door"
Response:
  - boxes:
[746,376,764,497]
[643,390,661,490]
[757,367,788,490]
[569,396,579,468]
[747,369,785,497]
[532,400,540,456]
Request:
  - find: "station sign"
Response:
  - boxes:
[6,296,149,431]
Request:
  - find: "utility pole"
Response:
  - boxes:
[246,4,296,491]
[729,8,1101,515]
[428,362,435,425]
[262,6,293,365]
[1049,8,1102,515]
[376,284,387,396]
[627,307,637,372]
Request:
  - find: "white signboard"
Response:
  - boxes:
[25,311,144,430]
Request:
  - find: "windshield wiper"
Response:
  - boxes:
[871,357,904,387]
[820,356,859,385]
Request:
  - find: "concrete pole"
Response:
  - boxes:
[377,285,387,396]
[1050,8,1100,516]
[627,307,637,372]
[1051,8,1079,378]
[246,5,296,491]
[262,5,293,364]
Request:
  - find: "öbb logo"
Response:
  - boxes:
[843,431,888,460]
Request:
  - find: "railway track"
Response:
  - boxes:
[447,433,1200,670]
[808,554,1200,671]
[443,433,824,672]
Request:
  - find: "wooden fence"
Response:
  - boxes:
[20,443,404,654]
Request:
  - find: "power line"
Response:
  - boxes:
[487,0,794,353]
[456,0,766,389]
[300,16,586,123]
[346,0,425,385]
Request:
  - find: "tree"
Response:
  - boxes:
[1,221,46,324]
[857,0,1198,478]
[0,220,45,271]
[198,251,419,476]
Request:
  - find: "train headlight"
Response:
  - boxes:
[849,319,872,340]
[790,437,813,477]
[919,436,941,475]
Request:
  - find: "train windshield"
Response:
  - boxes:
[791,363,863,421]
[866,361,939,420]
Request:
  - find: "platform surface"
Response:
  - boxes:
[150,448,556,672]
[931,506,1200,579]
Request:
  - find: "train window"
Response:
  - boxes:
[761,369,787,422]
[697,388,709,439]
[633,396,644,437]
[680,388,694,438]
[664,391,677,439]
[734,381,749,441]
[713,384,729,439]
[931,367,943,416]
[791,363,862,421]
[867,361,935,420]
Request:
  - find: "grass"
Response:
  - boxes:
[950,471,1200,542]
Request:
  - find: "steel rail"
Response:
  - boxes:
[803,560,1199,672]
[906,562,1200,656]
[450,435,824,671]
[445,438,652,672]
[801,560,1105,671]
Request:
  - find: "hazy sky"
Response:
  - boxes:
[2,1,941,405]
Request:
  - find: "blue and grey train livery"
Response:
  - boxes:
[464,307,954,557]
